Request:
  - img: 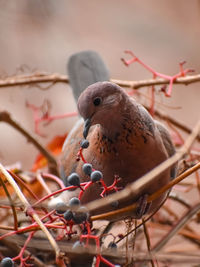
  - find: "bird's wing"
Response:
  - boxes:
[155,120,178,179]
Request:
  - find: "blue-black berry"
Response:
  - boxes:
[80,139,89,149]
[82,163,93,176]
[69,197,80,207]
[110,200,119,208]
[63,210,73,221]
[67,173,80,186]
[1,257,14,267]
[55,202,67,214]
[108,241,117,250]
[73,206,89,224]
[72,241,83,250]
[90,170,103,182]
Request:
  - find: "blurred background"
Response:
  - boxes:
[0,0,200,169]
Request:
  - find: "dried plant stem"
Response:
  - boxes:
[0,164,29,206]
[112,74,200,89]
[1,73,198,142]
[149,221,200,247]
[0,111,58,175]
[1,229,200,264]
[36,172,53,197]
[0,237,46,267]
[142,219,155,267]
[0,164,61,260]
[152,202,200,252]
[169,192,191,208]
[0,72,69,88]
[148,161,200,202]
[147,108,200,142]
[0,72,200,90]
[0,225,15,231]
[91,160,200,222]
[89,120,200,220]
[0,177,18,231]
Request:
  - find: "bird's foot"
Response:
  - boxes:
[135,194,151,219]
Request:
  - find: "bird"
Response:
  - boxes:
[50,50,177,220]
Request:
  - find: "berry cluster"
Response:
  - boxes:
[0,138,121,267]
[54,139,122,266]
[55,197,89,225]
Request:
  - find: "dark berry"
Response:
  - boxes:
[69,197,80,207]
[108,241,117,250]
[72,240,83,250]
[63,176,69,187]
[90,170,103,182]
[80,139,89,149]
[55,202,67,214]
[110,200,119,208]
[1,257,14,267]
[73,206,89,224]
[67,173,80,186]
[82,163,93,176]
[63,210,73,221]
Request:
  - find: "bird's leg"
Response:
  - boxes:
[135,194,152,219]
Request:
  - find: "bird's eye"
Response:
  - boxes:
[93,97,102,106]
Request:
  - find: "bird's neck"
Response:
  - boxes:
[99,97,138,140]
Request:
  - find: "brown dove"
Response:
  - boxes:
[50,51,177,220]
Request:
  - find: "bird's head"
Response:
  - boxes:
[77,82,126,138]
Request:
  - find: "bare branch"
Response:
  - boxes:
[0,72,69,88]
[151,108,200,142]
[152,202,200,252]
[0,111,58,175]
[1,72,199,141]
[0,72,200,90]
[0,164,61,260]
[2,233,200,264]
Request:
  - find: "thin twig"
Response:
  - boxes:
[2,232,200,264]
[0,111,58,175]
[142,219,155,267]
[169,192,191,208]
[0,177,18,231]
[148,222,200,245]
[0,72,200,89]
[89,120,200,220]
[36,172,53,197]
[0,72,69,88]
[152,202,200,252]
[91,160,200,222]
[146,108,200,142]
[112,75,200,88]
[0,237,46,267]
[1,72,199,142]
[0,164,61,260]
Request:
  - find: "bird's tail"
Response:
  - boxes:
[67,50,110,102]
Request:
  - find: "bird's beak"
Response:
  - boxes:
[83,118,91,139]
